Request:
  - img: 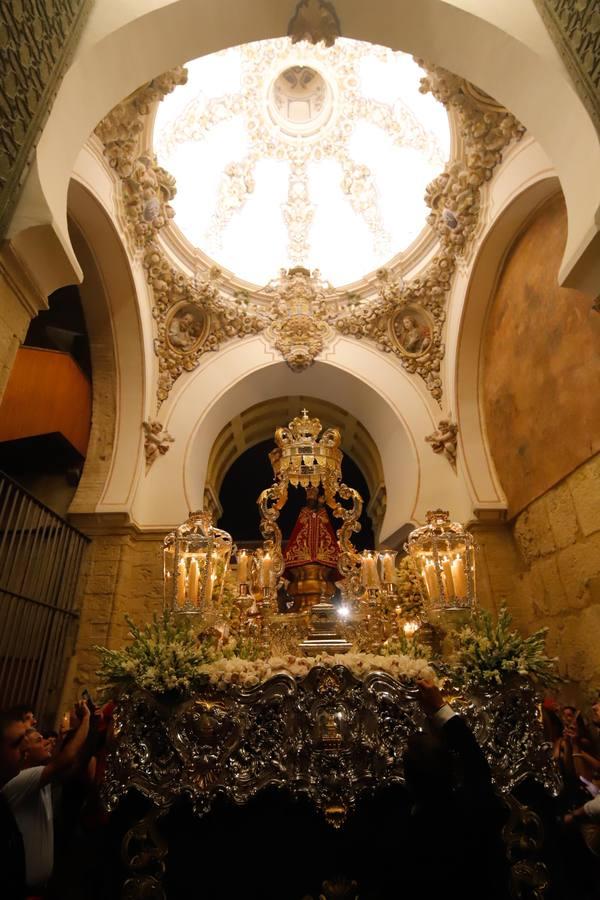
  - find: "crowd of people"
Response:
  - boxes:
[543,695,600,883]
[0,698,114,900]
[1,689,600,899]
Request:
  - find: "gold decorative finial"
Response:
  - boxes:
[287,0,341,47]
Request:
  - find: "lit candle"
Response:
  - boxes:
[380,551,396,585]
[176,558,187,606]
[442,556,455,599]
[424,561,440,602]
[188,557,199,604]
[61,711,70,732]
[361,553,380,588]
[205,571,216,603]
[451,556,467,598]
[259,552,272,588]
[237,550,249,585]
[403,620,420,637]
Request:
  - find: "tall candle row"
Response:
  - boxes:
[235,549,274,591]
[175,554,216,607]
[422,554,468,602]
[359,550,398,589]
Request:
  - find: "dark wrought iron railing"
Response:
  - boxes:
[0,471,89,722]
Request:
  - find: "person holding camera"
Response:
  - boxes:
[1,700,91,898]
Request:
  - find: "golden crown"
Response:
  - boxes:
[269,409,342,488]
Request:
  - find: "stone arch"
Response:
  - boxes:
[203,395,387,537]
[131,334,474,539]
[9,0,600,296]
[455,175,561,513]
[66,178,146,516]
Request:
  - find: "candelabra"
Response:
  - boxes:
[163,415,476,655]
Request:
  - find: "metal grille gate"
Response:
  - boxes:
[0,471,89,722]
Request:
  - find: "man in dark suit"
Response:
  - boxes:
[402,679,510,900]
[0,710,27,899]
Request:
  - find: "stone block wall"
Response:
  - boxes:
[474,451,600,704]
[59,530,165,709]
[482,194,600,517]
[512,451,600,701]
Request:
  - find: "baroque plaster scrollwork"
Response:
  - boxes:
[419,64,525,253]
[122,154,177,248]
[143,245,267,407]
[335,265,447,401]
[265,267,334,372]
[333,65,523,403]
[94,67,188,179]
[95,58,523,408]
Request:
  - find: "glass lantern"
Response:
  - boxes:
[164,510,232,616]
[379,549,397,592]
[360,550,380,591]
[406,510,476,613]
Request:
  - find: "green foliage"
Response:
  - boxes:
[453,605,559,687]
[95,610,217,696]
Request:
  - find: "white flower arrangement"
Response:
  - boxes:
[95,611,438,697]
[98,605,560,699]
[95,612,217,696]
[199,652,437,691]
[452,605,559,687]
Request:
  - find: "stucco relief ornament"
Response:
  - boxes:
[142,419,174,469]
[122,154,177,249]
[265,267,334,372]
[418,63,525,255]
[95,67,188,179]
[335,267,446,402]
[287,0,341,47]
[95,57,524,408]
[425,416,459,471]
[144,245,268,407]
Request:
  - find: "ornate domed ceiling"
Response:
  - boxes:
[94,32,523,410]
[153,38,450,286]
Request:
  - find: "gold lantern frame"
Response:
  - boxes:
[406,509,476,613]
[164,509,233,616]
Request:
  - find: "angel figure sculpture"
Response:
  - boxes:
[143,419,175,469]
[425,417,458,470]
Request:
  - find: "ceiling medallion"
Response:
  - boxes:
[269,65,333,137]
[144,246,267,406]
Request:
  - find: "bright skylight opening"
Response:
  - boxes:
[154,38,450,287]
